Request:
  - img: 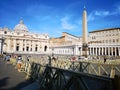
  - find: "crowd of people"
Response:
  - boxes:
[2,54,31,72]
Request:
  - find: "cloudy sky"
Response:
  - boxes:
[0,0,120,37]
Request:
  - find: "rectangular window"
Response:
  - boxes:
[23,48,24,51]
[16,46,19,51]
[26,46,29,51]
[35,47,37,51]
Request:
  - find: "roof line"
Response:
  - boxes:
[89,27,120,33]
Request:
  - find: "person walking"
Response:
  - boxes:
[104,57,107,63]
[6,55,11,64]
[17,55,22,72]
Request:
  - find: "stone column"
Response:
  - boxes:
[111,47,113,56]
[89,47,91,55]
[56,49,57,54]
[108,47,110,56]
[115,47,117,56]
[98,47,100,55]
[7,39,10,52]
[93,47,94,55]
[33,41,36,52]
[30,41,32,52]
[24,40,26,52]
[74,45,78,55]
[69,48,71,55]
[80,47,82,56]
[119,47,120,56]
[102,47,103,55]
[96,47,97,55]
[20,40,23,51]
[72,47,74,55]
[0,37,5,54]
[13,39,16,52]
[105,47,106,55]
[28,41,31,52]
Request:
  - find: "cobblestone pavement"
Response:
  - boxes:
[0,59,33,90]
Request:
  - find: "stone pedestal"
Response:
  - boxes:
[82,43,88,58]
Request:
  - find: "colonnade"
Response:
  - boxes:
[52,45,120,56]
[89,46,120,56]
[52,45,81,55]
[4,38,120,56]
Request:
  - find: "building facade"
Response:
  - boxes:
[0,20,50,54]
[50,32,82,55]
[50,7,120,57]
[50,28,120,56]
[89,28,120,56]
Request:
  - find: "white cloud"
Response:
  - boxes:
[117,6,120,14]
[61,16,77,30]
[95,11,110,16]
[77,20,82,25]
[88,4,120,22]
[118,6,120,10]
[88,12,95,21]
[112,5,120,15]
[117,6,120,12]
[88,10,110,22]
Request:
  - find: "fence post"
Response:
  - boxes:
[48,56,51,66]
[79,62,83,72]
[110,66,115,78]
[98,65,101,76]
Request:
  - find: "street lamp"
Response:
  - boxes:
[52,48,54,57]
[72,47,74,56]
[48,48,54,66]
[0,37,4,54]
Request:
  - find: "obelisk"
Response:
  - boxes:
[82,6,88,58]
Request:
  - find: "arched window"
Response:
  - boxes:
[35,44,38,51]
[113,39,115,43]
[4,31,7,34]
[26,46,29,51]
[35,47,37,51]
[44,46,47,51]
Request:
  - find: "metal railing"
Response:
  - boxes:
[9,55,120,79]
[22,62,114,90]
[7,55,118,90]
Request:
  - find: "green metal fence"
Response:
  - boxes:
[28,63,114,90]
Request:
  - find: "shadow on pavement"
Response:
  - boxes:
[9,78,34,90]
[0,77,10,88]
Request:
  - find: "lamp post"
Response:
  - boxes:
[0,37,4,54]
[72,47,74,56]
[52,48,54,57]
[48,48,54,66]
[71,46,75,70]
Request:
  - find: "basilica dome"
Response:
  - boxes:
[14,19,28,33]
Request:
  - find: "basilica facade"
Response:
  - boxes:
[0,20,50,54]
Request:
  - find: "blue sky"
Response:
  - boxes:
[0,0,120,37]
